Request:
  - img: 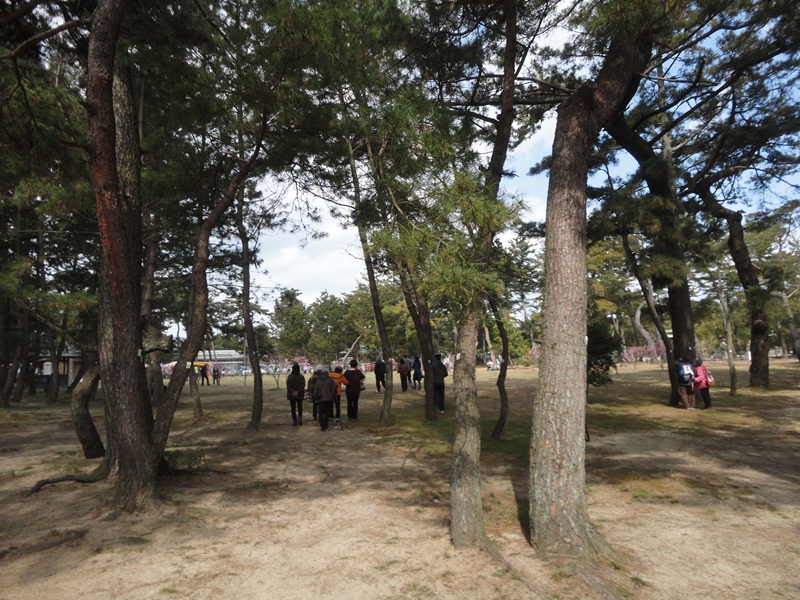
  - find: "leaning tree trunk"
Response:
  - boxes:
[10,308,32,405]
[607,115,696,402]
[153,108,270,460]
[622,234,677,401]
[772,291,800,362]
[399,265,437,420]
[693,184,770,386]
[633,301,658,353]
[71,365,105,459]
[346,137,395,425]
[237,188,264,429]
[451,0,516,547]
[489,297,510,441]
[450,302,487,548]
[532,34,652,557]
[367,236,395,426]
[717,279,738,395]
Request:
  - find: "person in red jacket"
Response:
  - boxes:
[693,358,712,409]
[397,358,409,392]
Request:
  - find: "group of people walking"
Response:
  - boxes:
[286,360,366,431]
[286,353,450,429]
[195,363,220,386]
[675,357,713,410]
[396,356,423,392]
[384,354,448,413]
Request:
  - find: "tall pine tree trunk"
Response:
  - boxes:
[531,35,652,557]
[88,0,159,511]
[450,302,487,547]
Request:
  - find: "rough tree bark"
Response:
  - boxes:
[87,0,158,511]
[450,302,487,548]
[489,297,510,441]
[531,34,652,557]
[71,364,104,459]
[450,0,517,549]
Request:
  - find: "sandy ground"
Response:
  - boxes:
[1,363,798,599]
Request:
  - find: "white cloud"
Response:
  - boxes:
[254,211,365,303]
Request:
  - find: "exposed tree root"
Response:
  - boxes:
[29,460,113,495]
[482,540,547,598]
[550,555,629,600]
[0,527,89,561]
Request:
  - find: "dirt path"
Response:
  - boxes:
[1,364,799,599]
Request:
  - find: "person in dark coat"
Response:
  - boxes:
[432,353,448,413]
[411,355,423,390]
[374,357,387,392]
[344,359,366,420]
[313,367,338,431]
[199,363,210,386]
[286,363,306,426]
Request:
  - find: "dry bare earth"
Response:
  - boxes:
[0,361,798,600]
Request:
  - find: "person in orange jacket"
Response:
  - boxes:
[330,366,348,421]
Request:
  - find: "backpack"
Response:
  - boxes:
[678,363,694,385]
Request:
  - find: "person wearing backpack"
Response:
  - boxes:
[692,358,712,410]
[675,357,696,409]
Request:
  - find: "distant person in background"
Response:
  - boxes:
[286,363,306,426]
[397,358,409,392]
[212,365,221,385]
[344,360,366,420]
[432,353,448,414]
[374,357,387,392]
[693,358,712,410]
[313,367,338,432]
[199,363,210,386]
[411,355,423,390]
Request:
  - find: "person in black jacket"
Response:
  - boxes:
[432,354,448,413]
[411,355,423,390]
[286,363,306,426]
[373,357,387,392]
[344,359,366,420]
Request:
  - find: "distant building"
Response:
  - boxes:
[194,349,245,374]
